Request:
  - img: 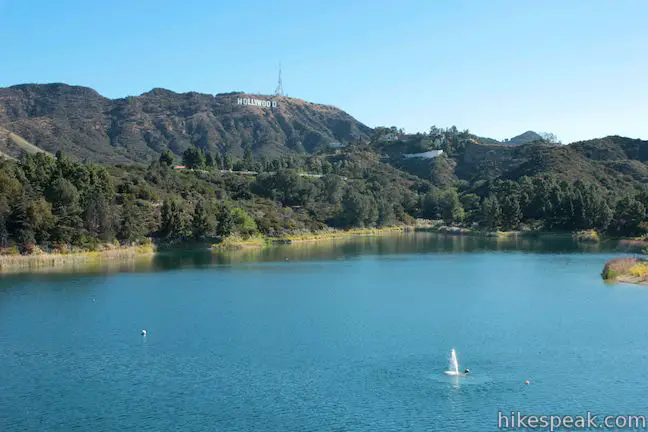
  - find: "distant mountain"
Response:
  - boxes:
[502,131,544,145]
[0,84,371,163]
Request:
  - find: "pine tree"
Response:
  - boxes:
[216,206,234,237]
[481,195,501,230]
[500,195,522,230]
[159,150,174,167]
[204,152,214,168]
[118,195,146,243]
[182,147,205,169]
[439,189,464,225]
[192,199,213,240]
[160,198,186,240]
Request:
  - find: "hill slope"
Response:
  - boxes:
[0,84,371,163]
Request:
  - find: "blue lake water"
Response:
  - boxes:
[1,233,647,431]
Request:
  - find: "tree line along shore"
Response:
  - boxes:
[3,128,648,273]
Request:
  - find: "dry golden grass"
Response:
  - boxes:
[0,243,156,273]
[602,257,648,283]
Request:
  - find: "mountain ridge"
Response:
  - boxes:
[0,83,371,163]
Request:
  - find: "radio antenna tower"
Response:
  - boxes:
[274,63,284,96]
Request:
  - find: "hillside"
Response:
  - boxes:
[0,84,371,164]
[2,83,648,198]
[504,131,544,145]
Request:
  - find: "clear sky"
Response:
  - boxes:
[1,0,646,143]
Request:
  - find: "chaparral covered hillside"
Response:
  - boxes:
[0,84,371,164]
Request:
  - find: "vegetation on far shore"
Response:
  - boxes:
[2,126,648,274]
[0,242,155,273]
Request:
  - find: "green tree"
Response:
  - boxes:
[613,196,646,236]
[460,193,481,219]
[182,147,205,169]
[216,206,234,237]
[118,194,146,243]
[422,188,442,219]
[7,196,36,247]
[338,188,378,228]
[159,198,188,240]
[439,189,464,225]
[243,147,254,169]
[192,199,213,240]
[222,154,232,170]
[481,195,501,230]
[0,213,8,247]
[204,152,214,168]
[231,207,258,238]
[27,198,55,244]
[159,150,174,167]
[83,186,114,241]
[46,177,83,244]
[500,195,522,229]
[213,153,223,170]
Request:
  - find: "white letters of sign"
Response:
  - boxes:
[237,98,277,108]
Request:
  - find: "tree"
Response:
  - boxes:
[118,195,146,242]
[539,132,561,145]
[213,152,223,170]
[222,154,232,170]
[338,188,378,228]
[594,200,614,232]
[159,198,187,240]
[613,196,646,236]
[231,207,258,238]
[192,199,213,240]
[0,213,8,248]
[26,198,55,244]
[243,147,253,169]
[460,193,481,219]
[500,195,522,229]
[422,189,442,219]
[83,187,113,241]
[46,177,83,244]
[182,147,205,169]
[7,196,35,247]
[481,195,501,230]
[159,150,174,167]
[439,189,464,225]
[216,206,234,237]
[204,152,214,168]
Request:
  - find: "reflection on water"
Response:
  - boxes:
[0,232,626,279]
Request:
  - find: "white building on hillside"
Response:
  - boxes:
[403,150,444,159]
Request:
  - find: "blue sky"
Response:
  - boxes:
[1,0,646,143]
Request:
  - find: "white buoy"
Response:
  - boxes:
[141,329,147,336]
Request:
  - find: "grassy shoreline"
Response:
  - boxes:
[210,226,416,250]
[0,224,640,274]
[0,244,156,274]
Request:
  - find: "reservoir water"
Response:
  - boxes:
[1,233,647,431]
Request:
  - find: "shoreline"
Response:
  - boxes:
[602,257,648,286]
[270,226,415,244]
[0,226,640,274]
[0,244,156,275]
[210,226,416,251]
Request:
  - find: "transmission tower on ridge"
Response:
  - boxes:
[274,63,284,96]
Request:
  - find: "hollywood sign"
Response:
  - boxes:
[237,97,277,108]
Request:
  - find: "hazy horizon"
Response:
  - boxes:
[1,0,646,143]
